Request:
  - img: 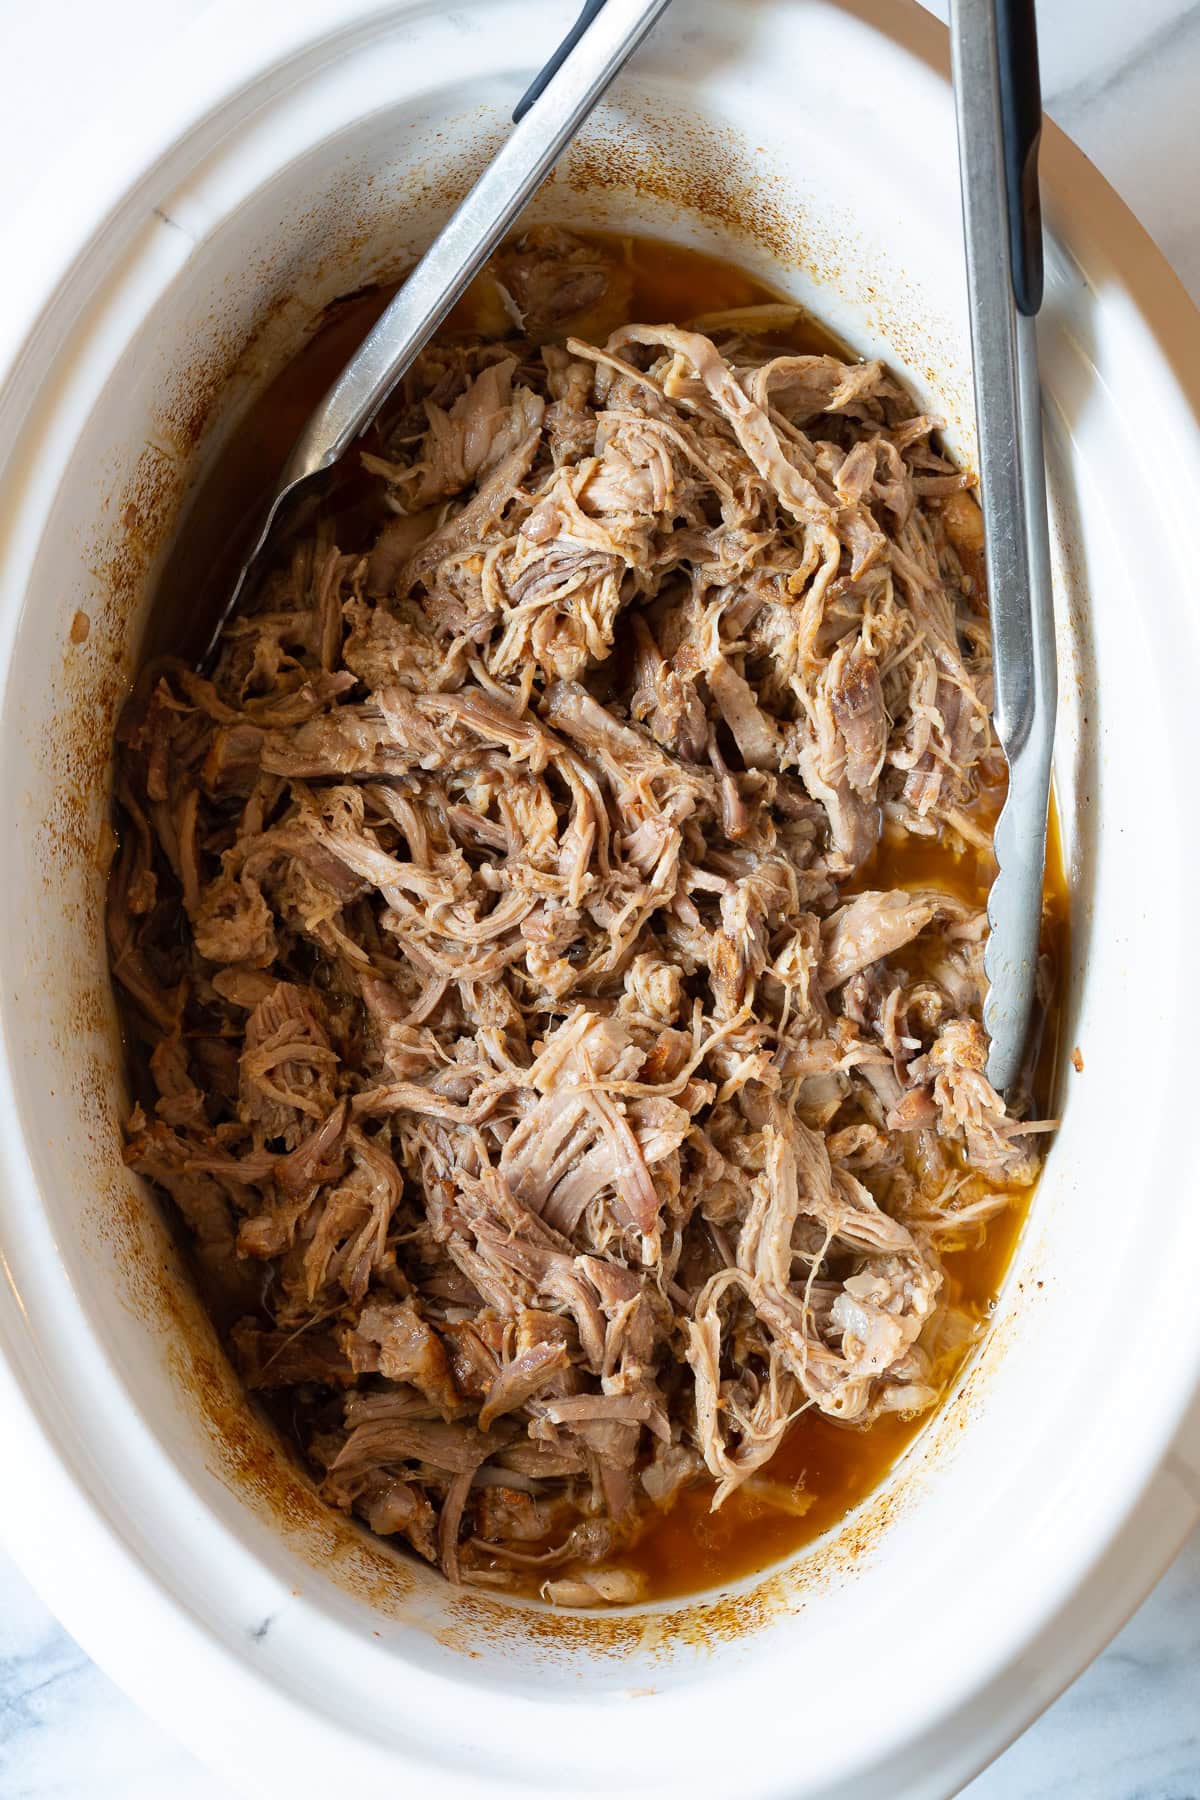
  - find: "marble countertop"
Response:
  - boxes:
[1,0,1198,1794]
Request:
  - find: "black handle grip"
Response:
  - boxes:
[995,0,1044,316]
[513,0,609,123]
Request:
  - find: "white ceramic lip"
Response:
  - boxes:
[0,1,1198,1796]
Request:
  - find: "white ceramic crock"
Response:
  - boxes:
[0,1,1198,1795]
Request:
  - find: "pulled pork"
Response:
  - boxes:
[109,227,1052,1605]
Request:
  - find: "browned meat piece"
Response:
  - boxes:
[259,698,439,778]
[346,1297,464,1420]
[392,357,545,509]
[820,889,975,991]
[941,488,986,595]
[629,614,708,762]
[641,1439,704,1506]
[744,351,903,426]
[706,653,782,770]
[364,509,441,595]
[361,1477,439,1560]
[341,594,461,692]
[491,226,630,338]
[108,235,1052,1606]
[541,345,598,464]
[497,1009,689,1250]
[230,1321,354,1390]
[122,1108,259,1308]
[477,1338,570,1431]
[827,640,887,798]
[276,1121,398,1302]
[202,721,264,795]
[239,981,338,1147]
[911,1019,1050,1185]
[472,1486,575,1547]
[325,1415,510,1484]
[191,866,277,966]
[537,1390,671,1440]
[438,1317,502,1400]
[400,429,544,594]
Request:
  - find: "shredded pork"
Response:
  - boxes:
[109,227,1052,1605]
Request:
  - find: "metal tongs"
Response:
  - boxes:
[204,0,671,661]
[949,0,1057,1098]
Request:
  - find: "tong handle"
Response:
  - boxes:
[514,0,610,122]
[996,0,1044,316]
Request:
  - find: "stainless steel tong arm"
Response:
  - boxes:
[950,0,1058,1097]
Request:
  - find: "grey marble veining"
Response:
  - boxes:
[2,0,1200,1795]
[0,1551,224,1800]
[1051,3,1200,297]
[964,1527,1200,1799]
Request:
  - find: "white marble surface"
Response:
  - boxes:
[1,0,1199,1794]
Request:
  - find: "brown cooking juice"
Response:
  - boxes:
[138,228,1065,1605]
